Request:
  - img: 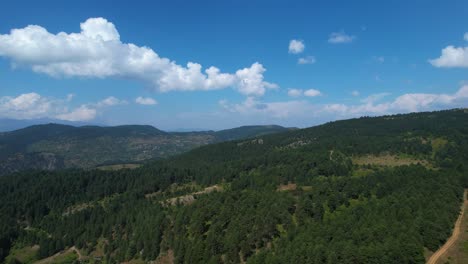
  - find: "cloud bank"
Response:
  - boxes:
[221,86,468,124]
[0,93,128,121]
[0,18,277,97]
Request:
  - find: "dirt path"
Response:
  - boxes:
[70,246,83,260]
[163,185,223,206]
[426,189,467,264]
[34,246,83,264]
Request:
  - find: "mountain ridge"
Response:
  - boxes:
[0,123,294,175]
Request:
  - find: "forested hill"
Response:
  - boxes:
[0,124,293,175]
[1,109,468,263]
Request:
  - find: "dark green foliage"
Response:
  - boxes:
[0,124,292,175]
[1,109,468,263]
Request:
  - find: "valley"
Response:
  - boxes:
[1,109,468,263]
[0,124,293,176]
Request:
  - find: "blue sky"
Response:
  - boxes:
[1,0,468,130]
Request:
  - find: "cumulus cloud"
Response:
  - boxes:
[0,93,93,121]
[304,89,321,97]
[135,96,157,105]
[287,88,321,97]
[430,46,468,68]
[298,56,316,65]
[351,90,360,97]
[0,93,54,119]
[55,105,97,121]
[328,32,355,44]
[0,17,276,97]
[288,39,305,54]
[430,33,468,68]
[235,63,278,96]
[288,89,303,97]
[97,96,127,107]
[0,93,127,121]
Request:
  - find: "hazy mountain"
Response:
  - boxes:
[0,123,293,175]
[0,118,98,132]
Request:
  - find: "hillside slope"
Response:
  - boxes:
[1,109,468,263]
[0,124,292,175]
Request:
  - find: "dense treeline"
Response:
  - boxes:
[1,109,468,263]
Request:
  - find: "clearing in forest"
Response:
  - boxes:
[96,163,142,170]
[162,185,223,206]
[352,154,431,167]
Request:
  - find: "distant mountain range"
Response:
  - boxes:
[0,123,295,175]
[0,118,98,132]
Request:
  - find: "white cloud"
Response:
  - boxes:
[0,93,53,119]
[135,96,157,105]
[0,93,129,121]
[235,62,278,96]
[0,17,276,97]
[97,96,127,107]
[0,93,97,121]
[287,88,321,97]
[288,39,305,54]
[288,89,303,97]
[304,89,321,97]
[55,105,97,121]
[219,85,468,125]
[430,47,468,67]
[298,56,316,64]
[351,90,360,96]
[328,32,355,44]
[430,33,468,68]
[325,86,468,115]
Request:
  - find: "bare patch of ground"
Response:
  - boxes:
[352,154,431,167]
[277,183,297,191]
[162,185,223,206]
[145,191,162,199]
[62,202,93,216]
[145,182,201,199]
[237,138,264,147]
[34,247,79,264]
[155,249,174,264]
[96,163,142,171]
